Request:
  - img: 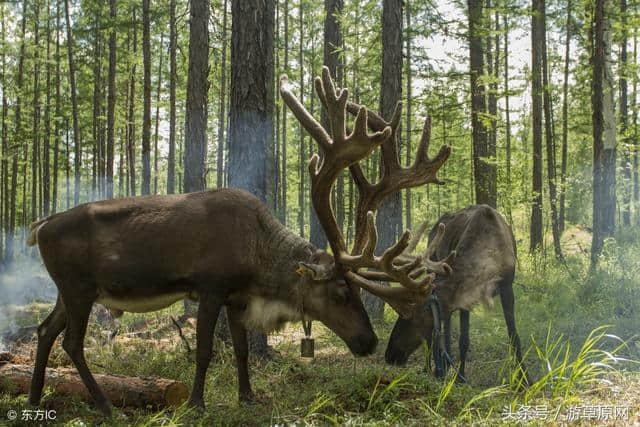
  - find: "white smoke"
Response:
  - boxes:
[0,241,57,352]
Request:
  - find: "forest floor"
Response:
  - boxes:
[1,226,640,426]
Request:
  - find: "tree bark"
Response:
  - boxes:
[127,11,137,197]
[64,0,81,206]
[297,1,305,237]
[43,0,51,216]
[559,0,572,233]
[0,364,188,408]
[281,0,289,226]
[530,0,544,252]
[365,0,403,320]
[153,33,164,195]
[485,0,498,208]
[591,0,617,266]
[503,11,513,225]
[167,0,177,194]
[620,0,630,226]
[183,0,209,193]
[541,0,563,259]
[229,0,275,356]
[106,0,116,199]
[12,0,26,255]
[311,0,343,250]
[468,0,494,208]
[405,1,412,232]
[0,3,6,261]
[141,0,151,195]
[91,8,101,201]
[52,0,60,213]
[216,0,228,189]
[633,28,638,225]
[32,1,41,222]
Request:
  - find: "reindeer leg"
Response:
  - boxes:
[458,309,469,383]
[443,313,452,364]
[29,295,66,406]
[188,292,224,408]
[499,279,528,386]
[61,293,112,417]
[227,307,253,402]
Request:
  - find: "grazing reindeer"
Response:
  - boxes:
[28,68,448,417]
[385,205,527,383]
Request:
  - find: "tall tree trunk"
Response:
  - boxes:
[0,3,6,260]
[106,0,116,199]
[468,0,494,208]
[92,8,101,201]
[274,0,281,218]
[65,119,70,209]
[127,11,137,197]
[64,0,81,206]
[541,0,563,259]
[52,0,61,213]
[559,0,572,233]
[43,0,51,216]
[216,0,228,189]
[485,0,498,208]
[297,1,305,237]
[530,0,544,252]
[405,0,412,231]
[32,1,41,223]
[590,0,617,265]
[311,0,343,250]
[229,0,275,357]
[141,0,151,195]
[183,0,209,193]
[153,34,164,195]
[503,10,513,225]
[365,0,403,320]
[281,0,289,226]
[620,0,630,226]
[633,28,638,225]
[167,0,177,194]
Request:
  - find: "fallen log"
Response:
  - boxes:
[0,363,188,408]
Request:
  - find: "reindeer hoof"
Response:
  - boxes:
[188,398,205,409]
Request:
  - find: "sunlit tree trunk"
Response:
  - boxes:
[141,0,151,195]
[64,0,81,205]
[591,0,617,266]
[153,34,164,195]
[559,0,572,233]
[620,0,630,226]
[541,0,563,259]
[216,0,228,189]
[106,0,116,199]
[167,0,177,194]
[530,0,544,252]
[229,0,275,356]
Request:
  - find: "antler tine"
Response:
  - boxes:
[404,221,429,255]
[344,271,434,319]
[280,67,392,260]
[280,75,331,152]
[340,212,433,292]
[420,223,456,276]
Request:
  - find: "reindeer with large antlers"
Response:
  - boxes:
[280,67,455,318]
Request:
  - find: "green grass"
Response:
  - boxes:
[1,226,640,425]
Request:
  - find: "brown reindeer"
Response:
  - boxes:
[384,205,527,384]
[27,68,450,417]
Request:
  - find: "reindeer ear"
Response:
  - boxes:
[296,262,333,281]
